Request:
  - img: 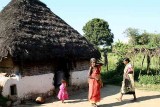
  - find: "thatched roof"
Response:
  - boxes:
[0,0,100,62]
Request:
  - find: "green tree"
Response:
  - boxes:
[83,18,114,47]
[123,27,140,45]
[124,28,160,47]
[148,33,160,48]
[138,31,150,45]
[113,40,131,58]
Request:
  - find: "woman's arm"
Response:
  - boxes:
[127,64,134,73]
[88,67,97,79]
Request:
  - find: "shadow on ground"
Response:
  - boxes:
[99,94,160,107]
[18,85,120,107]
[101,85,120,98]
[18,85,160,107]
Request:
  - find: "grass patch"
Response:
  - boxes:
[135,82,160,92]
[138,75,160,85]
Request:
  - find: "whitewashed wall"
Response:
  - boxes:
[70,70,88,86]
[1,73,54,98]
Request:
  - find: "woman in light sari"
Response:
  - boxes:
[116,58,137,102]
[88,58,103,107]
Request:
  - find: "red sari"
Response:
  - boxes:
[88,65,101,103]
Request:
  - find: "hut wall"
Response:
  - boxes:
[73,61,89,71]
[0,57,14,73]
[70,61,89,86]
[70,70,88,86]
[1,73,54,99]
[22,64,54,76]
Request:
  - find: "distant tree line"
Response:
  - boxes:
[124,27,160,48]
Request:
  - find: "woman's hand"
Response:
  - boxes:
[95,75,101,81]
[95,77,99,81]
[88,76,98,80]
[88,76,94,79]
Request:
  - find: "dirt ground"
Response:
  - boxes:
[18,85,160,107]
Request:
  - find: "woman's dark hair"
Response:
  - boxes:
[124,58,130,62]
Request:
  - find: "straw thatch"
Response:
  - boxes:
[0,0,100,62]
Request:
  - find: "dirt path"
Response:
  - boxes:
[18,85,160,107]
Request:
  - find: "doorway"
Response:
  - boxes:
[10,84,17,95]
[54,59,72,88]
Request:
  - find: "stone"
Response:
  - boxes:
[35,97,45,104]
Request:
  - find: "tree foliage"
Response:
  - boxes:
[83,18,114,47]
[124,27,160,47]
[113,40,131,58]
[148,33,160,48]
[123,27,140,45]
[137,31,149,45]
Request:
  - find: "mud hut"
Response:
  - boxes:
[0,0,100,100]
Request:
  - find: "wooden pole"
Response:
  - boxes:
[146,53,151,74]
[139,54,145,77]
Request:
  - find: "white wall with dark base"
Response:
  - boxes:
[0,73,54,99]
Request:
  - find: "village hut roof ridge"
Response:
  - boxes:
[0,0,100,62]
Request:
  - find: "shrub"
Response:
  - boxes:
[101,58,124,85]
[101,70,123,85]
[115,58,125,75]
[0,95,8,106]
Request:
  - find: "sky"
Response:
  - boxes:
[0,0,160,43]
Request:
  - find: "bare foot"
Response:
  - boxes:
[116,98,122,102]
[91,103,97,107]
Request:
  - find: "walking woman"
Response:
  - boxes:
[88,58,103,107]
[116,58,137,102]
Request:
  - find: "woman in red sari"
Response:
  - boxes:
[88,58,103,107]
